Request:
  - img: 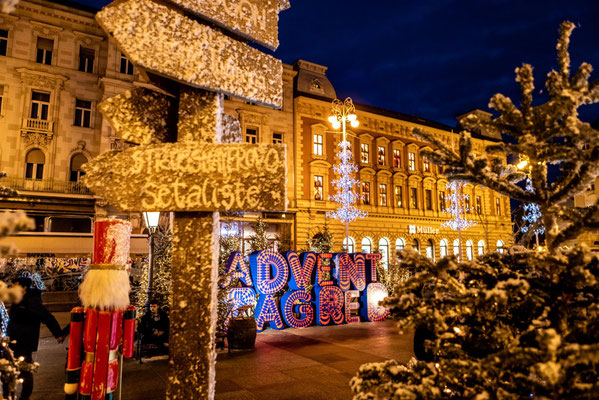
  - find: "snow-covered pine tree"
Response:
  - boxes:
[351,22,599,400]
[247,217,272,252]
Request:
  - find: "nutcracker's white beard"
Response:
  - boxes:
[79,269,130,311]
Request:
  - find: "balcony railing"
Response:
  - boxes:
[21,118,54,133]
[0,177,93,195]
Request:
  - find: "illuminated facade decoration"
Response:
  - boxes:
[361,283,389,322]
[344,290,360,324]
[316,286,345,326]
[223,251,253,286]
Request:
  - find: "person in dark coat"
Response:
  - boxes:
[139,300,169,355]
[6,277,63,400]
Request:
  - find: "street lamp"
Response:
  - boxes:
[327,98,366,250]
[142,212,160,309]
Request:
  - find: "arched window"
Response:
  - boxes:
[343,237,355,253]
[466,240,473,261]
[395,238,405,252]
[379,237,389,269]
[25,149,45,180]
[69,153,88,182]
[478,240,485,256]
[426,239,435,261]
[439,239,448,258]
[453,239,460,261]
[412,239,419,254]
[361,237,372,254]
[496,240,505,254]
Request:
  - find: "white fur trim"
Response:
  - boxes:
[78,269,130,311]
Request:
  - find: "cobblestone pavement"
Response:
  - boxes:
[31,313,414,400]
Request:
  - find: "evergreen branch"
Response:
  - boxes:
[552,202,599,247]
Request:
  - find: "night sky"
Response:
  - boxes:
[73,0,599,128]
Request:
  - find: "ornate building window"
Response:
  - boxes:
[466,240,474,261]
[362,182,370,205]
[379,238,389,269]
[314,175,323,201]
[393,149,401,168]
[412,239,420,254]
[440,239,448,258]
[423,156,431,172]
[476,195,482,214]
[343,237,355,253]
[69,153,88,182]
[379,184,387,206]
[0,29,7,56]
[426,239,435,260]
[410,187,417,209]
[74,99,92,128]
[396,237,405,252]
[408,152,416,171]
[377,146,385,165]
[25,149,45,180]
[465,196,471,213]
[496,240,505,254]
[395,185,402,207]
[30,91,50,120]
[36,37,53,65]
[313,133,323,155]
[244,127,259,144]
[120,52,134,75]
[453,239,460,259]
[425,189,433,210]
[478,240,485,256]
[78,46,95,73]
[360,143,369,164]
[272,132,283,144]
[495,197,501,216]
[361,237,372,254]
[439,191,446,212]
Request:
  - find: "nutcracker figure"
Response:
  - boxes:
[65,219,136,400]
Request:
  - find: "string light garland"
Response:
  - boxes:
[441,181,476,260]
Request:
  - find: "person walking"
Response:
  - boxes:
[6,277,63,400]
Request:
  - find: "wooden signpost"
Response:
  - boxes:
[84,1,289,398]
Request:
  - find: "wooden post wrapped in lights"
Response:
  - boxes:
[83,0,290,398]
[65,219,136,400]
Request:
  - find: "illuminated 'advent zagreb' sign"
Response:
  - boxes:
[224,250,390,332]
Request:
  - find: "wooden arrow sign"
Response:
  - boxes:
[81,142,287,212]
[96,0,283,108]
[165,0,290,51]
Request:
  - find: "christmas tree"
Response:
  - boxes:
[351,22,599,399]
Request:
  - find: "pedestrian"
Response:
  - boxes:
[140,300,169,356]
[6,277,64,400]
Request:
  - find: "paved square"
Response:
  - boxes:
[33,314,414,400]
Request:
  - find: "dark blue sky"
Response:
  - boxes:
[75,0,599,127]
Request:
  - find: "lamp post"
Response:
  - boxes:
[327,98,366,250]
[142,212,160,309]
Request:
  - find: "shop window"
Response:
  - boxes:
[408,152,416,171]
[395,185,402,207]
[272,132,283,144]
[25,149,45,180]
[79,46,95,73]
[314,175,323,201]
[313,133,323,155]
[423,156,430,172]
[453,239,460,260]
[377,146,385,165]
[410,187,418,209]
[74,99,92,127]
[425,189,433,210]
[379,184,387,206]
[30,91,50,120]
[440,239,448,258]
[120,52,134,75]
[362,182,370,205]
[360,143,369,164]
[36,37,53,65]
[69,153,88,182]
[496,240,505,254]
[393,149,401,168]
[412,239,420,254]
[396,237,405,252]
[343,237,355,253]
[245,127,259,144]
[361,237,372,254]
[0,29,7,56]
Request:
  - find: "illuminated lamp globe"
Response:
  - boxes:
[350,120,359,128]
[328,116,337,124]
[332,120,341,130]
[347,114,357,122]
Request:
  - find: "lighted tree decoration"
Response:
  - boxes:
[521,177,545,247]
[327,98,367,247]
[441,180,476,260]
